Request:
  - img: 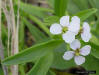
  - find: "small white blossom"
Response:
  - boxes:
[81,22,91,42]
[50,23,62,34]
[63,39,91,65]
[50,16,80,43]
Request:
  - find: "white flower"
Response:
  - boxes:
[81,22,91,42]
[63,39,91,65]
[50,16,80,43]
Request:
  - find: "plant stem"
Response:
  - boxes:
[9,0,19,75]
[0,0,8,75]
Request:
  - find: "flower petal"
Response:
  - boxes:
[83,22,90,32]
[50,23,62,34]
[70,39,81,50]
[60,16,69,27]
[74,56,85,65]
[62,31,75,43]
[63,51,74,60]
[81,31,91,42]
[80,45,91,56]
[68,16,80,34]
[71,16,80,24]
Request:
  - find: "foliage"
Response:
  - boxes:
[1,0,99,75]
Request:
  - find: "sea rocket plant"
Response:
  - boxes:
[50,16,80,43]
[63,39,91,65]
[50,16,92,65]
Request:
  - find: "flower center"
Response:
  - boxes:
[79,27,83,33]
[77,27,83,38]
[75,48,80,56]
[62,27,68,33]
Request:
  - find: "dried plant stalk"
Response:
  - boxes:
[2,0,20,75]
[9,0,19,75]
[2,1,11,56]
[0,41,8,75]
[0,0,8,75]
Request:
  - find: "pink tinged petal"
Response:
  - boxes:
[83,22,90,32]
[74,56,85,65]
[63,51,74,60]
[60,16,70,27]
[50,23,62,34]
[62,31,75,43]
[70,39,81,50]
[80,45,91,56]
[68,17,80,34]
[81,31,91,42]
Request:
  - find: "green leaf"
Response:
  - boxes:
[2,40,63,65]
[1,24,8,45]
[18,1,53,18]
[22,17,47,42]
[88,0,99,17]
[54,0,68,17]
[96,18,99,31]
[19,21,25,50]
[88,0,96,8]
[88,0,99,29]
[90,42,99,59]
[90,35,99,46]
[0,66,4,75]
[51,43,76,69]
[28,15,51,37]
[19,65,25,75]
[83,55,99,75]
[52,52,75,70]
[67,0,80,15]
[27,52,53,75]
[47,70,56,75]
[44,16,60,26]
[74,8,97,21]
[73,0,89,10]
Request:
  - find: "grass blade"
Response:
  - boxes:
[2,40,63,65]
[27,52,53,75]
[54,0,68,17]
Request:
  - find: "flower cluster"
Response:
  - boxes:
[50,16,91,65]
